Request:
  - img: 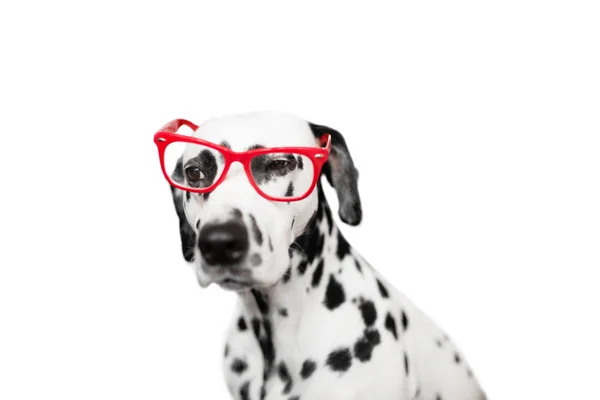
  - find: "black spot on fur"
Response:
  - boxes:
[231,208,243,219]
[278,308,288,317]
[251,318,261,338]
[202,191,210,201]
[289,397,300,400]
[436,395,442,400]
[240,381,250,400]
[326,347,352,372]
[250,253,262,266]
[238,317,247,331]
[384,313,398,340]
[282,266,292,283]
[354,259,363,274]
[376,279,389,298]
[260,320,275,378]
[315,194,324,222]
[323,202,334,235]
[336,231,350,260]
[250,214,263,245]
[353,329,381,362]
[196,219,201,230]
[436,339,443,347]
[401,310,409,331]
[251,289,269,315]
[323,274,346,310]
[171,186,196,262]
[172,157,185,181]
[454,352,461,364]
[358,299,377,327]
[293,211,320,264]
[285,182,294,197]
[297,155,304,170]
[300,359,316,379]
[316,233,325,256]
[269,237,273,251]
[185,191,190,201]
[278,362,293,394]
[260,386,266,400]
[220,141,231,149]
[404,352,409,376]
[224,344,229,357]
[311,259,324,287]
[297,260,309,275]
[231,358,248,374]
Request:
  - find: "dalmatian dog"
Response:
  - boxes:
[160,111,487,400]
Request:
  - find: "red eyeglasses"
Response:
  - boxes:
[154,119,332,202]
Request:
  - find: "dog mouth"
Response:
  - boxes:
[216,277,253,291]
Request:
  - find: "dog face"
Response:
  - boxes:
[167,111,361,291]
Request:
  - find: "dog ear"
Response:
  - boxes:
[309,122,362,225]
[170,158,196,262]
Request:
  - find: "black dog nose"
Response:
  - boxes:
[197,221,249,266]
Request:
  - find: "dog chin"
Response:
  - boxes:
[194,261,281,291]
[194,267,258,291]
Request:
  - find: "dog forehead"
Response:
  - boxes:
[192,111,317,150]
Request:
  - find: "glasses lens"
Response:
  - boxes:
[250,152,315,199]
[164,141,226,190]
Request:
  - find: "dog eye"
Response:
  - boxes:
[185,166,204,182]
[265,159,291,172]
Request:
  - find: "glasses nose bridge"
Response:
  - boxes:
[220,155,252,185]
[223,150,254,177]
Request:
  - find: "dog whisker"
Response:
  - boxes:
[183,246,195,259]
[290,241,308,258]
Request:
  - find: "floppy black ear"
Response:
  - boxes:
[170,158,196,262]
[309,122,362,225]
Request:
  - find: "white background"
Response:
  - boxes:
[1,1,599,399]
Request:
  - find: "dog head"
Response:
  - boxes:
[164,111,361,291]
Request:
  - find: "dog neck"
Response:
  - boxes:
[236,184,356,379]
[241,183,350,310]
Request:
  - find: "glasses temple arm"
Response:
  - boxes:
[320,134,332,150]
[157,119,199,133]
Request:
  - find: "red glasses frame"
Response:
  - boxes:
[153,119,332,202]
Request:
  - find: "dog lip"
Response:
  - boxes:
[217,277,253,291]
[220,277,244,284]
